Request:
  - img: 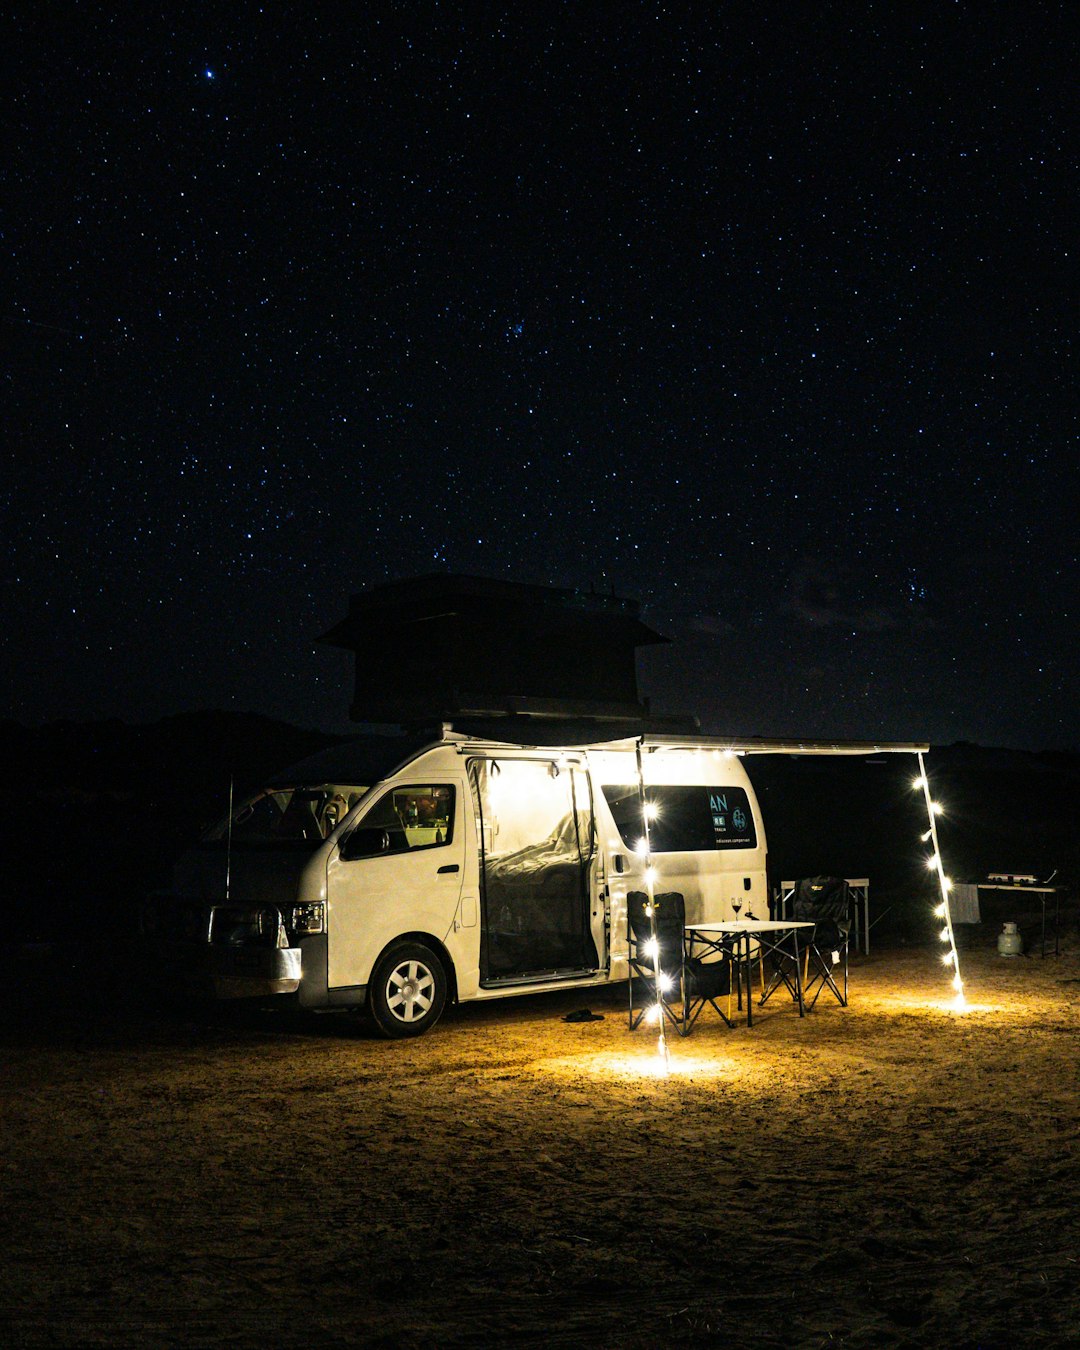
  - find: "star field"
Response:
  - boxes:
[3,5,1075,747]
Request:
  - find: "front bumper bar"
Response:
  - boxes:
[211,944,303,998]
[145,941,303,999]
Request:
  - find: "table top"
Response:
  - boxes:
[686,920,815,934]
[780,877,869,888]
[974,882,1064,894]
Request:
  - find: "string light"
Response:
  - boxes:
[915,751,966,1010]
[636,741,670,1073]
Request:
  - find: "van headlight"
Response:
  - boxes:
[288,903,325,935]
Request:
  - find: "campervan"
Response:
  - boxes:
[142,727,769,1036]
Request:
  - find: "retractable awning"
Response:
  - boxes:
[641,736,930,756]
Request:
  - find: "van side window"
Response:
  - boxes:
[341,785,455,860]
[601,784,757,852]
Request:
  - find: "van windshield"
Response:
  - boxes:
[202,783,369,849]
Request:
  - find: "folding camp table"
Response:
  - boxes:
[685,920,815,1027]
[976,879,1066,957]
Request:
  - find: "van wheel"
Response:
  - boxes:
[368,942,447,1038]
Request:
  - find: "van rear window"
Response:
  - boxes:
[601,785,757,852]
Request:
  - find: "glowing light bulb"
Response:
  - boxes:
[913,776,927,790]
[941,950,956,966]
[943,877,953,891]
[657,973,674,993]
[921,829,934,842]
[644,1003,661,1025]
[926,856,939,871]
[634,838,649,857]
[939,927,951,942]
[643,938,659,961]
[930,801,944,816]
[645,866,658,886]
[643,803,659,822]
[934,903,947,918]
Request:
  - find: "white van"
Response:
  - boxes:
[142,727,769,1036]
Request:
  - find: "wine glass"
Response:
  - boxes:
[732,895,743,922]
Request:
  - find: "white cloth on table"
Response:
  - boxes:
[950,883,981,924]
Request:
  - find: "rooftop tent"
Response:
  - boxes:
[318,573,671,726]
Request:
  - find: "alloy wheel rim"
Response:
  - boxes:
[386,959,435,1022]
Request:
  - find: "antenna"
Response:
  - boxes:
[225,776,234,903]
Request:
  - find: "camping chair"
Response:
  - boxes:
[683,925,737,1028]
[791,876,853,1008]
[627,891,734,1033]
[760,877,852,1010]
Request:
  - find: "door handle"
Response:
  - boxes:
[437,864,460,874]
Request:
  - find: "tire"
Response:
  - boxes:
[367,941,448,1038]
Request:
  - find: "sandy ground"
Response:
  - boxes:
[4,931,1080,1349]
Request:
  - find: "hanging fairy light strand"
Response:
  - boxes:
[913,750,966,1009]
[635,741,670,1071]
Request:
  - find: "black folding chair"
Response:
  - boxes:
[627,891,734,1033]
[794,876,852,1008]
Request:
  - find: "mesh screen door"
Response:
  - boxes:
[471,758,597,982]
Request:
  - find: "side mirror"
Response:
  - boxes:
[340,827,391,862]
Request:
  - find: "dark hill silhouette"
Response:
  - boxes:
[0,713,342,942]
[747,745,1078,941]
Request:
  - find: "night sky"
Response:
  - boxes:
[4,5,1075,749]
